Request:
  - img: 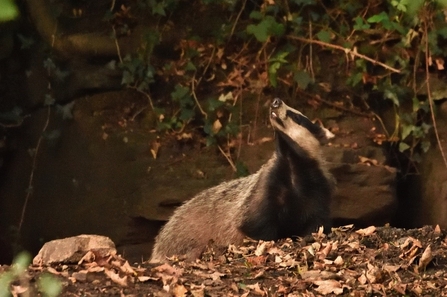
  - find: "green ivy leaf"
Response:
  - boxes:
[399,142,410,152]
[207,98,224,111]
[247,23,268,42]
[401,124,413,140]
[353,17,370,30]
[247,16,285,42]
[249,10,263,20]
[316,30,331,42]
[367,12,389,23]
[421,140,431,153]
[294,70,312,90]
[384,89,400,106]
[179,108,194,121]
[171,85,190,101]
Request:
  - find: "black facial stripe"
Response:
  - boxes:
[273,117,285,128]
[285,110,322,138]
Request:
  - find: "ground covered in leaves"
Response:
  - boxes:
[4,225,447,296]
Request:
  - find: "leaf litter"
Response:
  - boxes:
[3,225,447,295]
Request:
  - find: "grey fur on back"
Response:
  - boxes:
[150,161,269,262]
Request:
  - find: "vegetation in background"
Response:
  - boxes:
[108,0,447,168]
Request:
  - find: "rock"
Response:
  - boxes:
[329,162,397,226]
[417,101,447,228]
[33,234,116,265]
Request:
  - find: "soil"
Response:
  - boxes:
[2,225,447,296]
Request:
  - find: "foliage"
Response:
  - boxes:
[0,0,18,22]
[112,0,447,165]
[0,252,61,297]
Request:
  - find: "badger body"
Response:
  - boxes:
[150,98,335,262]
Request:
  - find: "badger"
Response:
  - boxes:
[150,98,335,262]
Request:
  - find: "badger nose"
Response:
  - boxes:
[272,98,282,108]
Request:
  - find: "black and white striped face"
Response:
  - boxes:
[270,98,334,145]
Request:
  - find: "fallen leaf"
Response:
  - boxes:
[356,226,376,236]
[359,156,379,166]
[418,244,433,272]
[172,284,188,297]
[104,268,128,286]
[313,279,344,295]
[246,283,266,296]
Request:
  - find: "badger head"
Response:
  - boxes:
[270,98,334,159]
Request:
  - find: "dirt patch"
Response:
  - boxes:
[2,225,446,296]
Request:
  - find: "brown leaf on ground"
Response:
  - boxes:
[5,225,447,296]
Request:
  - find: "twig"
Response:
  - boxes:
[112,26,123,63]
[191,75,208,119]
[217,144,237,172]
[228,0,247,41]
[18,106,51,232]
[423,19,447,169]
[308,21,315,80]
[287,35,401,73]
[299,90,373,118]
[129,86,154,111]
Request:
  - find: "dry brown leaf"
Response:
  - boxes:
[104,268,128,286]
[154,263,184,277]
[356,226,376,236]
[383,264,400,273]
[254,240,268,256]
[172,284,188,297]
[118,261,136,275]
[212,119,222,134]
[334,256,344,266]
[190,284,205,297]
[150,138,161,159]
[418,244,433,272]
[78,251,95,264]
[358,273,367,285]
[436,57,445,70]
[434,224,441,236]
[359,156,379,166]
[393,283,407,294]
[313,279,344,295]
[45,267,60,275]
[137,276,159,282]
[246,283,266,296]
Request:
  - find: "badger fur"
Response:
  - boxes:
[150,98,335,262]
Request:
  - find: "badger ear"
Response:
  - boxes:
[315,124,334,144]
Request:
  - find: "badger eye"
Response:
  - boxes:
[286,110,302,124]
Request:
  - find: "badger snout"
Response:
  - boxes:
[270,98,283,119]
[272,98,282,108]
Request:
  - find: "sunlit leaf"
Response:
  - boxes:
[399,142,410,152]
[384,89,400,106]
[401,124,413,140]
[0,0,19,22]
